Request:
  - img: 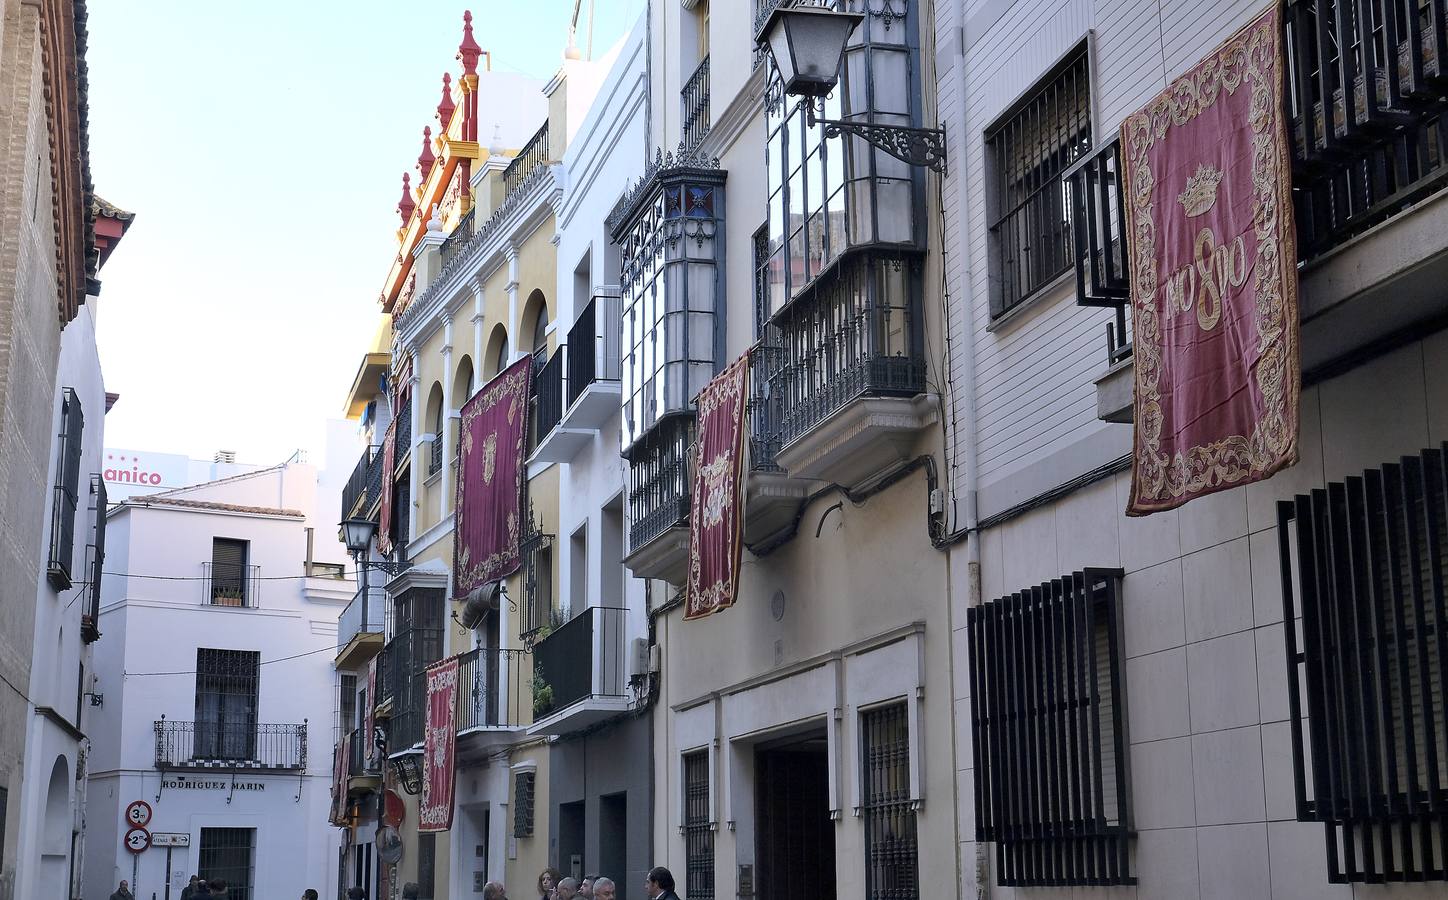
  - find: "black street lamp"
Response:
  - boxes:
[757,3,947,173]
[340,516,379,636]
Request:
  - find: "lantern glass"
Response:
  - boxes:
[340,516,377,554]
[761,7,864,98]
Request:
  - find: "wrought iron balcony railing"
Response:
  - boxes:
[341,444,381,522]
[749,342,787,472]
[763,253,926,448]
[396,396,413,463]
[455,647,531,731]
[531,606,628,719]
[1071,1,1448,365]
[535,347,566,443]
[503,122,551,198]
[337,585,386,653]
[682,55,711,152]
[202,562,260,608]
[440,207,476,270]
[566,294,623,408]
[346,727,380,776]
[627,414,695,552]
[154,718,307,771]
[381,621,444,751]
[428,433,443,477]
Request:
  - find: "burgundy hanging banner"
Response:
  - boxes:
[364,655,378,771]
[377,418,397,556]
[418,656,459,833]
[1123,5,1299,516]
[453,355,533,598]
[329,738,349,826]
[685,353,749,621]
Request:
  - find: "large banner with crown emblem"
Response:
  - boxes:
[685,353,749,621]
[1122,5,1299,516]
[419,656,459,832]
[454,355,532,597]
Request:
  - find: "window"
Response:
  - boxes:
[521,533,555,639]
[82,474,107,642]
[986,46,1092,317]
[861,703,918,900]
[194,649,260,761]
[427,384,445,477]
[684,750,714,900]
[418,831,437,899]
[761,1,922,320]
[199,826,255,900]
[388,587,445,749]
[47,388,84,588]
[514,770,536,837]
[209,538,250,607]
[966,567,1132,886]
[336,673,358,745]
[1278,443,1448,883]
[0,785,7,869]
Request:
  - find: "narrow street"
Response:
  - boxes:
[2,2,1447,899]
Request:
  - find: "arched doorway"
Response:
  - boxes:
[39,756,70,900]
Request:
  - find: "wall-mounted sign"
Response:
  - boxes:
[150,833,190,848]
[124,827,151,854]
[102,449,189,490]
[160,777,266,791]
[124,799,152,827]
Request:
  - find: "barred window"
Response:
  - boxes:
[862,703,918,900]
[199,826,255,900]
[521,525,556,640]
[514,770,536,837]
[82,474,107,643]
[209,538,250,607]
[194,649,260,761]
[966,567,1133,886]
[986,46,1092,318]
[47,387,84,589]
[1279,443,1448,883]
[684,750,714,900]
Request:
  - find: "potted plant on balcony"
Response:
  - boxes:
[212,587,245,607]
[531,664,554,719]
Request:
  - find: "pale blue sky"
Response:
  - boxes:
[88,0,641,466]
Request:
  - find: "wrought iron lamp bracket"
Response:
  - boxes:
[807,102,947,174]
[363,559,413,578]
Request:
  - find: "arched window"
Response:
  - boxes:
[426,383,444,476]
[522,289,550,368]
[485,325,510,378]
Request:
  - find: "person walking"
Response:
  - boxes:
[644,867,681,900]
[181,876,202,900]
[108,880,134,900]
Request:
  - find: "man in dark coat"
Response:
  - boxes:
[644,867,681,900]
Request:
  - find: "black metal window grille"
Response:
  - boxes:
[336,673,358,745]
[683,55,711,152]
[986,46,1092,318]
[48,387,83,589]
[765,253,925,448]
[342,444,381,521]
[503,121,550,198]
[209,538,251,606]
[388,589,445,749]
[82,474,107,643]
[762,0,923,321]
[966,567,1134,886]
[429,434,443,477]
[1278,443,1448,883]
[627,414,694,552]
[199,826,255,900]
[520,507,557,640]
[418,831,437,899]
[1063,139,1132,365]
[535,347,566,443]
[514,770,536,837]
[862,702,919,900]
[684,750,715,900]
[0,786,6,869]
[194,649,260,761]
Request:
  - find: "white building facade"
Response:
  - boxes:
[84,463,353,900]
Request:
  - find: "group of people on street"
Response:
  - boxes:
[322,862,685,900]
[106,875,237,900]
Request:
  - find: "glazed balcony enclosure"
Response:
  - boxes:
[527,605,630,737]
[1068,0,1448,421]
[335,585,386,669]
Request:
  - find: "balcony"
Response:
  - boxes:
[378,600,445,752]
[341,445,382,522]
[202,562,260,608]
[682,55,711,152]
[1069,1,1448,421]
[530,347,569,460]
[346,728,381,794]
[503,122,550,197]
[335,585,386,669]
[440,207,476,270]
[528,606,630,736]
[534,295,624,463]
[765,253,935,489]
[395,395,413,468]
[154,718,307,772]
[623,414,694,583]
[743,345,812,546]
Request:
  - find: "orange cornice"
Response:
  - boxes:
[381,127,472,313]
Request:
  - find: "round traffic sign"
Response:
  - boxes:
[125,800,152,827]
[382,790,405,828]
[124,827,151,854]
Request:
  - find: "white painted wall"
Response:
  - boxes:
[84,472,351,900]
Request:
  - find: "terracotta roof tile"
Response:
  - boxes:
[125,496,305,518]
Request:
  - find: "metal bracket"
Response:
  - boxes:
[807,102,947,174]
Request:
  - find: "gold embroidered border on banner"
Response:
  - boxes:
[1123,5,1299,514]
[453,363,530,589]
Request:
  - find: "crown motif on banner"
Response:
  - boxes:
[1177,164,1225,217]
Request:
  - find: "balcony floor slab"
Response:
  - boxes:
[561,380,621,432]
[777,394,940,490]
[526,696,631,737]
[623,524,690,584]
[532,425,593,463]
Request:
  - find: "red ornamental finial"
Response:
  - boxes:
[458,10,482,76]
[397,173,416,225]
[417,126,436,180]
[436,72,456,129]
